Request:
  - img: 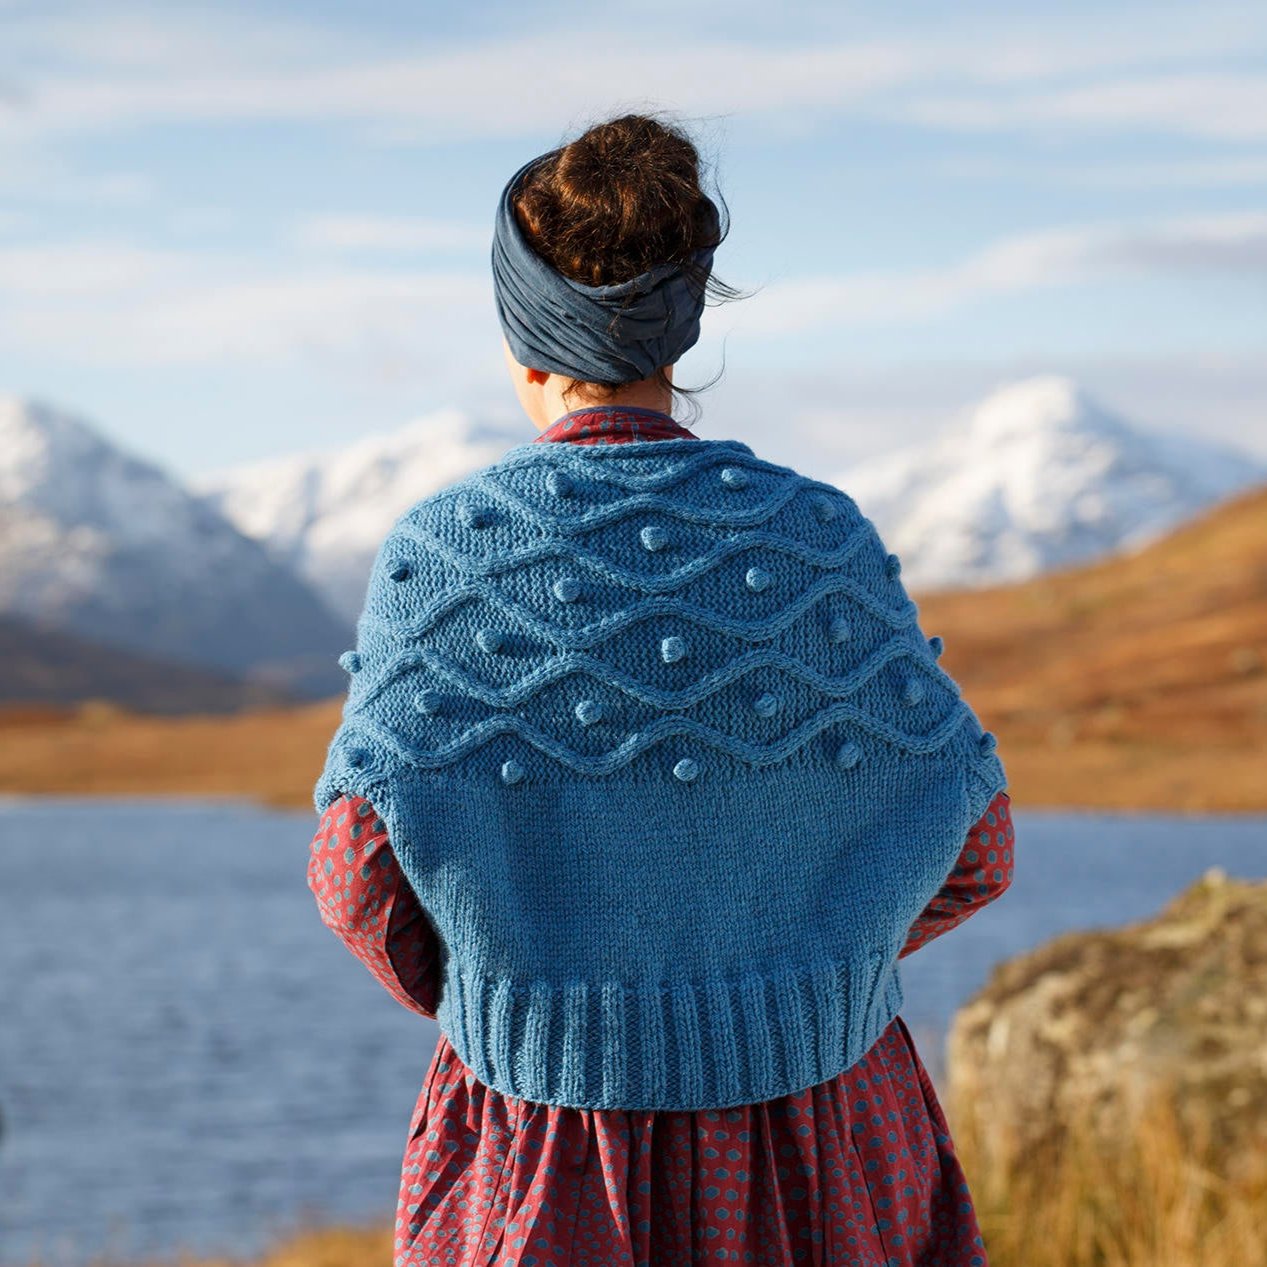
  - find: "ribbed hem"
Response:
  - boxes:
[435,953,904,1112]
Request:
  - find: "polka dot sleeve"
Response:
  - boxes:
[899,789,1014,959]
[307,793,441,1018]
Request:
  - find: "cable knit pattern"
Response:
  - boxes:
[314,436,1007,1111]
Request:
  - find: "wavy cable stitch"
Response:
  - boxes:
[314,436,1008,1112]
[385,510,877,585]
[356,567,917,652]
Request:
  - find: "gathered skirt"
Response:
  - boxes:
[396,1015,987,1267]
[309,786,1014,1266]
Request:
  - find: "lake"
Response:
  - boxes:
[1,796,1263,1265]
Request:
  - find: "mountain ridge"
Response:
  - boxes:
[0,396,352,698]
[194,407,523,621]
[197,376,1264,611]
[0,612,295,714]
[836,375,1262,590]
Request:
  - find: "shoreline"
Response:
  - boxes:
[3,785,1266,818]
[1,703,1261,813]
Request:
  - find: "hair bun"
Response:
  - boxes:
[515,112,725,289]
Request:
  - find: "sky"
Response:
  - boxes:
[1,0,1265,479]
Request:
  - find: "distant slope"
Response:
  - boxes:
[0,613,293,714]
[195,408,523,622]
[0,397,352,697]
[917,481,1267,809]
[839,375,1262,591]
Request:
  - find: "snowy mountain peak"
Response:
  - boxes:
[837,377,1263,591]
[1,396,119,504]
[966,375,1107,442]
[197,407,526,622]
[0,395,351,693]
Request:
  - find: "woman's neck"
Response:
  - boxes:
[534,379,674,431]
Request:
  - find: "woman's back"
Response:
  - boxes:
[313,411,1004,1115]
[308,114,1015,1264]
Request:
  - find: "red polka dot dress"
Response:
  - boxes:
[307,405,1016,1266]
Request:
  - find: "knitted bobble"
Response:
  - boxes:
[500,759,525,786]
[413,688,443,716]
[902,677,926,707]
[827,616,852,644]
[834,742,862,770]
[673,757,700,783]
[389,562,412,582]
[884,553,902,579]
[475,628,504,654]
[813,495,837,524]
[745,566,771,593]
[338,650,361,674]
[660,635,687,664]
[640,524,668,552]
[979,731,998,756]
[575,699,603,726]
[546,469,573,498]
[552,576,582,603]
[720,467,748,490]
[928,634,944,659]
[753,692,781,718]
[457,503,493,529]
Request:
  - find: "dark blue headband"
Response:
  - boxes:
[491,153,720,383]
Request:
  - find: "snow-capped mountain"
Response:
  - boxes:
[194,377,1263,619]
[195,408,524,621]
[0,397,352,696]
[835,376,1264,591]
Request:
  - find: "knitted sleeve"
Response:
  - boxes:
[898,790,1014,959]
[307,793,441,1018]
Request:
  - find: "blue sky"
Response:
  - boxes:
[1,0,1265,477]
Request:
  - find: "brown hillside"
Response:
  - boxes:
[917,481,1267,810]
[0,613,294,714]
[1,485,1264,811]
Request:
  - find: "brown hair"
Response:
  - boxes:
[511,111,747,422]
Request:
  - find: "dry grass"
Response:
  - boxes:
[0,697,341,810]
[53,1088,1265,1267]
[950,1078,1267,1267]
[39,1224,395,1267]
[912,481,1267,812]
[176,1226,393,1267]
[2,484,1264,812]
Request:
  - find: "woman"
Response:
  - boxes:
[308,111,1013,1266]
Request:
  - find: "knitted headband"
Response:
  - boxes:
[491,152,720,384]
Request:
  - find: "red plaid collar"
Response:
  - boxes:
[535,405,697,446]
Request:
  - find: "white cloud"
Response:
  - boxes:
[0,239,491,366]
[102,270,488,364]
[906,72,1267,141]
[1,7,1263,144]
[296,215,489,252]
[737,213,1267,334]
[4,212,1263,371]
[1081,156,1267,189]
[0,241,181,293]
[169,206,237,236]
[926,152,1267,191]
[0,34,915,141]
[1,7,352,70]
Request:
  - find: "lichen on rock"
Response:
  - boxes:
[946,867,1267,1184]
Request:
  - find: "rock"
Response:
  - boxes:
[945,867,1267,1182]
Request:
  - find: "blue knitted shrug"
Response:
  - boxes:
[314,436,1007,1111]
